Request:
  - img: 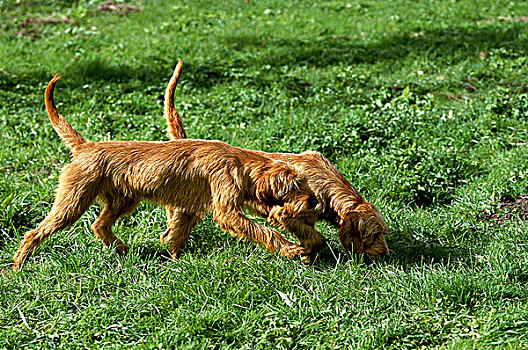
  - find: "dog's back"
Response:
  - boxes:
[69,139,236,208]
[68,138,300,210]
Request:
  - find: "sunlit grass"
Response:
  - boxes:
[1,0,528,348]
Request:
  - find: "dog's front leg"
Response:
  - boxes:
[268,206,325,263]
[213,205,305,258]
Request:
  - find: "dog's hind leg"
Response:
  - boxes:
[13,167,98,270]
[91,196,140,255]
[161,209,202,259]
[160,206,176,244]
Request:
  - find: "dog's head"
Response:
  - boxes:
[338,202,389,258]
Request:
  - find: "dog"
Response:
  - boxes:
[12,74,321,270]
[163,60,389,261]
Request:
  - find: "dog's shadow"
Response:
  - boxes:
[305,230,472,269]
[129,240,349,269]
[126,230,469,269]
[383,233,471,268]
[131,245,173,263]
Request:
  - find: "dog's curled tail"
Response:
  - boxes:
[164,59,186,140]
[45,75,86,152]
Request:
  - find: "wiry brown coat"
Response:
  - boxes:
[12,74,319,270]
[164,61,389,260]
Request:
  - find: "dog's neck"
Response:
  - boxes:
[291,153,365,226]
[323,182,365,226]
[305,164,364,226]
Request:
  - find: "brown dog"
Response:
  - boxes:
[12,74,321,270]
[164,60,389,261]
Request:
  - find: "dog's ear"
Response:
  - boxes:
[255,164,301,206]
[338,212,363,254]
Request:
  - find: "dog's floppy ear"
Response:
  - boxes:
[338,212,363,254]
[255,164,301,206]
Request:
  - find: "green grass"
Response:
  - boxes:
[1,0,528,348]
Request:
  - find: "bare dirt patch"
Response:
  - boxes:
[499,16,528,23]
[93,1,140,15]
[22,15,75,26]
[479,194,528,223]
[17,14,75,38]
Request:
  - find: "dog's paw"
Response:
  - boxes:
[280,244,305,258]
[115,242,130,256]
[12,261,22,272]
[160,229,170,245]
[300,253,315,264]
[12,255,23,271]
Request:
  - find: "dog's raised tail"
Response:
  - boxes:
[164,59,187,140]
[45,75,86,152]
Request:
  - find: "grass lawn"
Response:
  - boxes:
[1,0,528,348]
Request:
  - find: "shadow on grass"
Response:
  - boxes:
[386,236,471,267]
[224,24,527,68]
[182,23,528,90]
[309,234,472,269]
[3,22,525,93]
[121,218,474,268]
[132,245,172,263]
[0,212,43,248]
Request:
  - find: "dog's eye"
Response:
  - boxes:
[308,196,318,209]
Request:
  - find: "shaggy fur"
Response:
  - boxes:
[164,61,389,261]
[12,74,320,270]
